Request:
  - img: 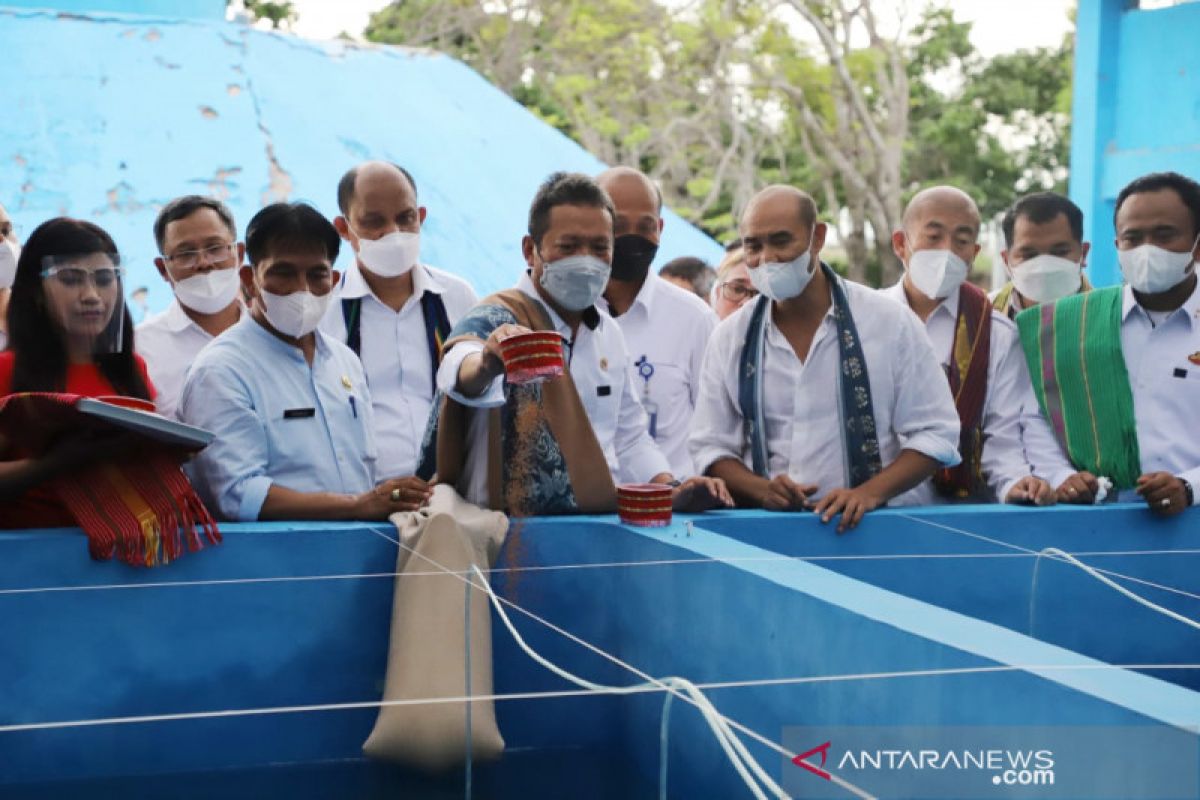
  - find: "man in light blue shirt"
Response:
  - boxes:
[181,202,426,521]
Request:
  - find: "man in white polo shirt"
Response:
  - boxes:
[321,161,477,494]
[137,196,244,419]
[596,166,718,479]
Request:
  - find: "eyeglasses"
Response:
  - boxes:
[164,243,237,270]
[718,281,758,303]
[41,265,125,289]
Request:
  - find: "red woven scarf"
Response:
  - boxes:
[933,283,992,500]
[0,393,220,566]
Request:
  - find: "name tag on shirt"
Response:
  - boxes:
[597,386,612,397]
[1175,368,1188,379]
[283,408,316,419]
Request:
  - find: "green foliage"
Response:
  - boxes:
[905,5,1074,217]
[242,0,297,29]
[362,0,1075,245]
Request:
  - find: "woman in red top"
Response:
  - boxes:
[0,217,156,527]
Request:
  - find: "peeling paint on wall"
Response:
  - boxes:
[0,5,722,313]
[207,167,242,201]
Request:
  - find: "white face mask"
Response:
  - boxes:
[1118,238,1198,294]
[747,249,814,302]
[172,266,241,314]
[354,229,420,278]
[906,246,970,300]
[538,254,611,311]
[259,288,332,338]
[0,239,19,290]
[1009,254,1082,305]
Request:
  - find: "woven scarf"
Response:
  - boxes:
[342,289,452,389]
[738,262,882,487]
[932,282,992,500]
[1015,286,1141,488]
[992,283,1018,319]
[0,393,220,566]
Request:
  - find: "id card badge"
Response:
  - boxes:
[644,397,659,439]
[635,355,658,439]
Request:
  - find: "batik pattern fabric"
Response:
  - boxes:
[416,302,578,515]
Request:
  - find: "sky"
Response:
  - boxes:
[287,0,1077,57]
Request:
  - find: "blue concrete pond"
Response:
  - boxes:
[0,505,1197,798]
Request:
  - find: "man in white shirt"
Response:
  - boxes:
[690,185,961,531]
[320,162,477,495]
[994,193,1100,502]
[596,166,717,479]
[136,196,244,419]
[181,202,421,521]
[1016,171,1200,514]
[883,186,1061,505]
[427,171,730,515]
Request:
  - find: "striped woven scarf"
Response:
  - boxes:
[0,393,220,566]
[933,282,991,500]
[1015,287,1141,489]
[738,262,882,487]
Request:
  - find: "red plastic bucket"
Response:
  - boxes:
[617,483,674,527]
[500,330,566,385]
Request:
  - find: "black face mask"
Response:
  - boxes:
[610,234,659,282]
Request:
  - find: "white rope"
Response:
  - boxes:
[1031,547,1200,634]
[5,662,1200,735]
[894,514,1200,604]
[467,565,788,800]
[371,525,873,800]
[2,518,1198,601]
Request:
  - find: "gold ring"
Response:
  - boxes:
[390,488,402,502]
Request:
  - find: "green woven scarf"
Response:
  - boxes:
[1015,286,1141,489]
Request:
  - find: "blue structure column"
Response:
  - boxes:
[1068,0,1127,287]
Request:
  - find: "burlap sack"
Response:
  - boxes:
[362,486,508,770]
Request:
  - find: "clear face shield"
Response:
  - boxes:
[40,252,127,356]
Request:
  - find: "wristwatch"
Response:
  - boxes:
[1182,478,1195,508]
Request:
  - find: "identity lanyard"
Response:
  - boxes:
[635,354,658,439]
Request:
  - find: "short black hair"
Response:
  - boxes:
[153,195,237,252]
[337,163,419,216]
[1114,171,1200,238]
[245,202,341,266]
[659,256,716,298]
[1001,192,1084,248]
[527,171,615,248]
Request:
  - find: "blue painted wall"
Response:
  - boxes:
[0,5,724,313]
[2,0,223,19]
[3,508,1199,797]
[1070,0,1200,286]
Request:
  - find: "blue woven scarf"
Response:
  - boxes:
[737,262,882,487]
